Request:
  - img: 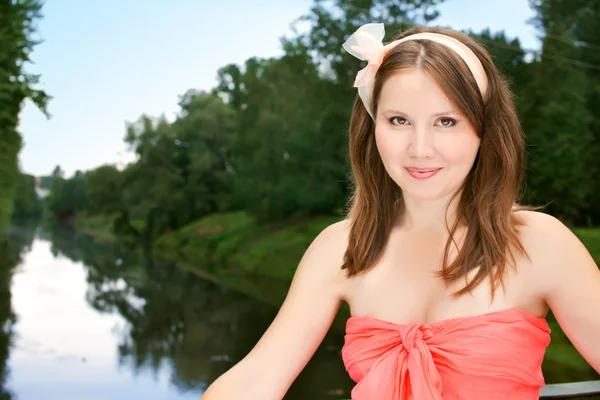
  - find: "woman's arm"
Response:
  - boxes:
[201,220,350,400]
[533,213,600,373]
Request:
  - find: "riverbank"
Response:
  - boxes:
[152,211,350,321]
[154,212,341,280]
[67,211,348,311]
[70,212,118,243]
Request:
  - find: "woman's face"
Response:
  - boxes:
[374,68,481,202]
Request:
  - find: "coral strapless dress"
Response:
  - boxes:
[342,308,551,399]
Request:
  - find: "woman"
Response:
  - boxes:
[201,23,600,399]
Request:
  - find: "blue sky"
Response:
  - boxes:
[17,0,539,178]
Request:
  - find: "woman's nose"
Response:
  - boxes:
[407,126,435,159]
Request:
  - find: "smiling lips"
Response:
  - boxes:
[405,167,442,180]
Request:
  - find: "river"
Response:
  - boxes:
[0,224,598,400]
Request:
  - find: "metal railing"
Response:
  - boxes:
[339,380,600,399]
[540,380,600,398]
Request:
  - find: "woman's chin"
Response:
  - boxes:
[403,191,446,202]
[397,184,457,203]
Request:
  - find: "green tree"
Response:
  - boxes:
[523,0,597,224]
[11,172,42,219]
[84,165,122,215]
[0,0,50,232]
[45,171,86,218]
[121,115,184,238]
[467,29,531,101]
[172,90,237,215]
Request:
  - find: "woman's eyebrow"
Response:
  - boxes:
[380,109,457,117]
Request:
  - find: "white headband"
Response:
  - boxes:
[342,23,489,120]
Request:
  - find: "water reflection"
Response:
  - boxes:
[5,225,353,399]
[0,224,37,400]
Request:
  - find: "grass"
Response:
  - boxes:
[154,211,257,267]
[154,211,343,281]
[226,215,341,280]
[72,212,118,242]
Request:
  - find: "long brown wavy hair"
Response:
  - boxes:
[341,25,537,297]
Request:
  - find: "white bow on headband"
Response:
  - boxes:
[342,23,489,119]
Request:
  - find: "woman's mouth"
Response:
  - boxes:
[405,167,442,180]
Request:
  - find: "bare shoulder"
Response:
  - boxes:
[514,208,565,228]
[310,218,351,251]
[316,218,351,246]
[513,209,598,293]
[298,218,351,286]
[514,210,586,254]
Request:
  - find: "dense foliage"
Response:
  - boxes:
[0,0,49,231]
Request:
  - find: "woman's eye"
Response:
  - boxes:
[388,116,457,127]
[390,117,408,126]
[437,118,456,127]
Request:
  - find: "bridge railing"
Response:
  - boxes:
[540,380,600,398]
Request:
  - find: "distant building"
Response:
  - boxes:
[35,187,49,199]
[34,176,49,199]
